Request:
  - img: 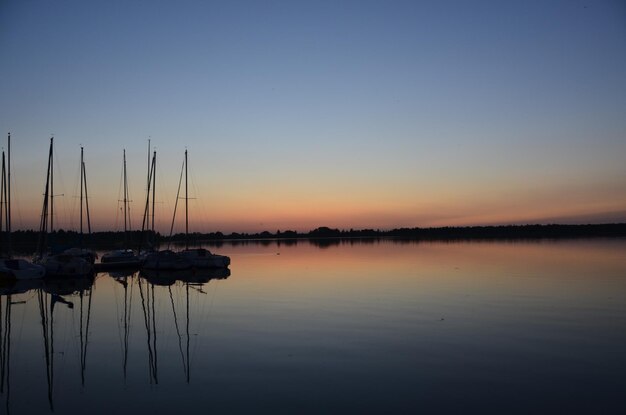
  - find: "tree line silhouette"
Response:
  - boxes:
[2,223,625,253]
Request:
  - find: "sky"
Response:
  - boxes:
[0,0,625,233]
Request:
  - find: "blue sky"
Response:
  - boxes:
[0,0,625,232]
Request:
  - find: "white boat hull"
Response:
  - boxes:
[41,254,93,277]
[0,258,46,280]
[143,250,192,271]
[180,249,230,268]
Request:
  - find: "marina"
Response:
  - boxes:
[1,1,624,413]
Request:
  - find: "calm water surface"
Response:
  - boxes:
[1,239,625,414]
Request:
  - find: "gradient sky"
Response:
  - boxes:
[1,0,625,233]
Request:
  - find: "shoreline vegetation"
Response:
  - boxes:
[3,223,625,253]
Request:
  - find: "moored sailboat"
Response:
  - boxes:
[141,148,192,271]
[142,249,191,270]
[62,146,97,264]
[175,149,230,269]
[101,149,140,268]
[0,133,46,280]
[34,138,93,277]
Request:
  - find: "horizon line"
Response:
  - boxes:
[5,222,626,235]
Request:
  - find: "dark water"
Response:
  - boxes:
[1,239,625,414]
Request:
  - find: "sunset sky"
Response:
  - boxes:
[0,0,625,233]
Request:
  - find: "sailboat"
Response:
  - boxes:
[62,146,97,264]
[34,138,93,277]
[142,149,192,271]
[0,133,46,280]
[138,142,158,259]
[101,150,141,268]
[176,149,230,269]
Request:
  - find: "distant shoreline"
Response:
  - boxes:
[4,223,626,253]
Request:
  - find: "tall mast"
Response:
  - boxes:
[147,139,151,191]
[1,152,5,253]
[80,146,84,245]
[139,148,155,252]
[50,137,54,233]
[185,149,188,250]
[7,133,11,255]
[37,138,53,257]
[146,140,152,234]
[151,151,156,234]
[167,156,184,249]
[83,153,91,235]
[123,149,128,244]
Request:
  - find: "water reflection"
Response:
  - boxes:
[0,240,625,414]
[110,272,132,381]
[0,275,95,412]
[0,286,13,413]
[0,268,229,414]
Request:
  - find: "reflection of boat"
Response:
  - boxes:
[137,267,228,384]
[102,150,140,268]
[108,268,137,279]
[139,268,177,286]
[43,274,95,296]
[140,266,230,286]
[0,276,44,295]
[178,267,230,283]
[0,134,46,280]
[37,274,95,410]
[0,275,94,297]
[111,272,135,380]
[137,275,158,384]
[34,138,93,277]
[133,144,162,383]
[0,286,15,410]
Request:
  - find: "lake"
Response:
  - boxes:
[1,239,625,414]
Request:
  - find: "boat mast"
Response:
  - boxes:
[151,151,156,235]
[76,146,92,249]
[1,152,6,253]
[7,133,11,256]
[185,149,188,250]
[167,155,184,249]
[37,138,52,258]
[146,139,151,191]
[50,137,54,234]
[139,150,152,252]
[123,149,128,246]
[82,150,91,235]
[37,138,53,257]
[80,147,84,246]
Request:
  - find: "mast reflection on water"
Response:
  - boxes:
[0,267,229,413]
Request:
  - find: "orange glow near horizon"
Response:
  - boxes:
[2,1,625,235]
[8,140,626,234]
[12,185,626,234]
